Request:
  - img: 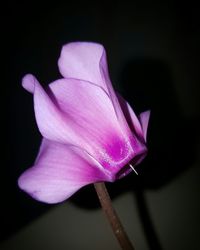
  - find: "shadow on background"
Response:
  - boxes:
[70,59,199,250]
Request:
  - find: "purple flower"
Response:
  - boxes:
[18,42,150,204]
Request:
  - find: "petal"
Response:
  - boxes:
[139,110,151,142]
[48,78,135,170]
[58,42,109,92]
[22,74,35,93]
[117,93,144,139]
[58,42,130,134]
[18,139,110,204]
[22,74,82,144]
[22,74,135,171]
[99,50,130,132]
[48,77,118,141]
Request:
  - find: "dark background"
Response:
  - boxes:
[2,1,200,249]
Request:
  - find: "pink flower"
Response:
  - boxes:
[18,42,150,204]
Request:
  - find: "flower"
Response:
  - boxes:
[18,42,150,204]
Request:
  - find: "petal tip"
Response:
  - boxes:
[17,172,29,193]
[22,74,38,93]
[18,171,64,204]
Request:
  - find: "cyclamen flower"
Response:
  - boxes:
[18,42,150,204]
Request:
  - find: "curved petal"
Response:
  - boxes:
[22,74,35,93]
[58,42,130,134]
[58,42,109,93]
[117,93,144,139]
[48,77,119,139]
[22,74,83,145]
[48,77,136,170]
[22,74,135,171]
[139,110,151,142]
[18,139,110,204]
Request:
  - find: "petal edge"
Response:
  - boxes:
[18,139,110,203]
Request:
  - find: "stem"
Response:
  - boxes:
[94,182,135,250]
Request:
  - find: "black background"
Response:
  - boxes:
[2,1,200,249]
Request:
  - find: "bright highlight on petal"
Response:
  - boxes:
[117,93,144,140]
[139,111,151,142]
[19,42,150,203]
